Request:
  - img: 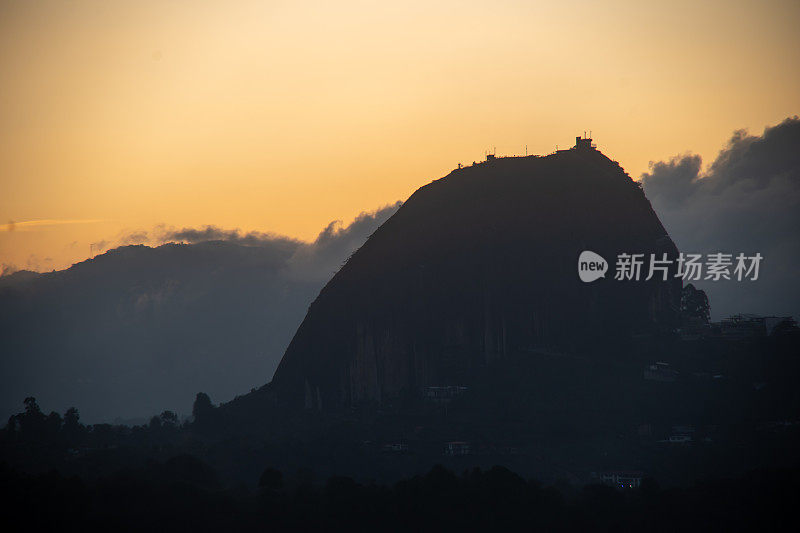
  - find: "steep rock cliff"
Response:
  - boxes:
[262,147,681,412]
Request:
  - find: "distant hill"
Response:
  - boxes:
[0,204,400,423]
[230,146,682,416]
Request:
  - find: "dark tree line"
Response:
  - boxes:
[2,395,193,454]
[2,390,800,531]
[1,459,798,532]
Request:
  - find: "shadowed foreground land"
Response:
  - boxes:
[1,459,798,532]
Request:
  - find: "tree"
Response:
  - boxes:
[259,468,284,491]
[192,392,214,425]
[681,283,710,325]
[24,397,41,417]
[159,411,178,427]
[64,407,80,429]
[45,411,63,438]
[19,396,46,438]
[63,407,84,442]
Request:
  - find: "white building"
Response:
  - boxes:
[444,441,471,456]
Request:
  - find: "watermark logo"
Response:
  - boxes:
[578,251,763,282]
[578,250,608,282]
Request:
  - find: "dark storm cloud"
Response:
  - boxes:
[639,153,702,208]
[641,116,800,319]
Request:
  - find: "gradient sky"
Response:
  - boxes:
[1,0,799,272]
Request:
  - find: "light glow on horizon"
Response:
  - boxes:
[1,0,798,272]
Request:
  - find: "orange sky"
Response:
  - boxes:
[1,0,799,272]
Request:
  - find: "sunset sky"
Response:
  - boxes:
[2,0,799,272]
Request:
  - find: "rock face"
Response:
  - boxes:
[268,146,681,411]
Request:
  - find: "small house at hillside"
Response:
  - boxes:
[714,314,798,339]
[574,135,596,150]
[425,386,468,403]
[444,441,472,456]
[600,471,643,489]
[558,134,597,153]
[660,425,694,445]
[644,362,678,382]
[667,434,692,445]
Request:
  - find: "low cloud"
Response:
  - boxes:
[110,202,404,283]
[90,240,110,254]
[3,219,104,232]
[119,231,149,245]
[641,116,800,319]
[158,226,287,246]
[1,263,17,277]
[23,254,53,272]
[286,201,403,281]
